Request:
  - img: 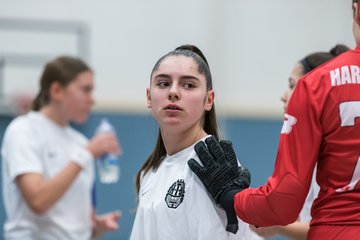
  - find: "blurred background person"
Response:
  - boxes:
[1,56,121,240]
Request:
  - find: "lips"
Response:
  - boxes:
[164,104,183,111]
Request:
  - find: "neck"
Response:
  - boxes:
[354,24,360,46]
[40,105,68,127]
[354,5,360,45]
[161,124,207,156]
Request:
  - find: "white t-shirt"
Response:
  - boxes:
[1,111,94,240]
[130,136,251,240]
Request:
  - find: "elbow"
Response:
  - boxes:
[248,194,302,227]
[251,198,301,226]
[31,207,47,216]
[27,200,50,215]
[268,174,307,226]
[254,173,306,226]
[275,208,299,226]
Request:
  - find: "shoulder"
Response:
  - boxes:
[2,113,50,154]
[302,48,357,85]
[67,126,89,143]
[4,112,39,137]
[137,169,156,195]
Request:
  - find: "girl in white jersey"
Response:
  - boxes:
[130,45,250,240]
[1,56,121,240]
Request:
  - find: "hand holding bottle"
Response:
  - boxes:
[93,118,122,184]
[87,132,121,159]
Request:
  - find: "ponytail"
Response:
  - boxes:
[31,92,44,111]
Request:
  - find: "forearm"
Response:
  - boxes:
[91,210,103,239]
[37,162,83,211]
[276,222,309,240]
[234,173,307,226]
[92,211,106,239]
[17,146,94,214]
[17,162,82,214]
[251,221,309,240]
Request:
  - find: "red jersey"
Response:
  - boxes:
[234,46,360,228]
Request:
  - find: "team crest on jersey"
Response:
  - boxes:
[165,179,185,209]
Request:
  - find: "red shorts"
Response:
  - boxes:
[308,225,360,240]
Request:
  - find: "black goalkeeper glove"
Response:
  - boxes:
[188,136,251,234]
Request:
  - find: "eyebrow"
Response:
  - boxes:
[154,74,200,81]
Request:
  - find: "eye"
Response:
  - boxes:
[288,78,297,90]
[289,83,295,90]
[83,85,93,93]
[156,80,170,88]
[184,82,196,89]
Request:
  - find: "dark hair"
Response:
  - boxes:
[150,44,213,89]
[300,44,350,74]
[32,56,91,111]
[135,44,220,193]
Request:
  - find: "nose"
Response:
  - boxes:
[89,94,95,106]
[280,92,286,104]
[281,90,289,112]
[168,84,180,101]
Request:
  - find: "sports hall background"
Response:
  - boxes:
[0,1,354,239]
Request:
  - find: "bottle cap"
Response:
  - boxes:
[97,118,114,133]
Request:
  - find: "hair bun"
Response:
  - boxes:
[329,44,350,56]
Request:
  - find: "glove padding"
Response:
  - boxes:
[188,136,251,234]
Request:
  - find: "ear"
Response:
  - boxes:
[204,90,214,111]
[146,88,152,109]
[49,81,64,101]
[355,2,360,25]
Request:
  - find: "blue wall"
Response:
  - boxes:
[0,112,287,240]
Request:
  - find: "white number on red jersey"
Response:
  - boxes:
[335,101,360,192]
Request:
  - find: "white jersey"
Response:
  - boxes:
[130,136,250,240]
[1,111,94,240]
